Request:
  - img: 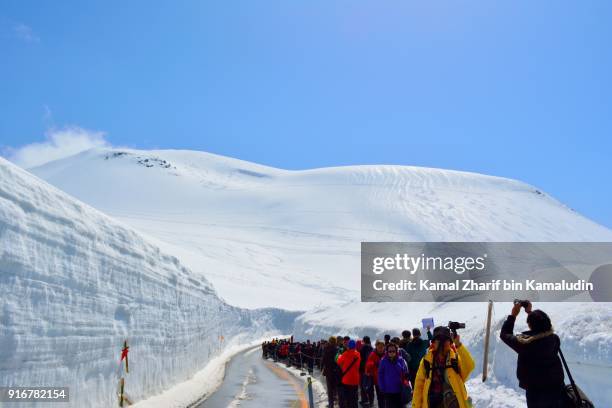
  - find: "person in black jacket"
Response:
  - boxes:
[322,336,339,408]
[359,336,374,406]
[500,301,568,408]
[405,327,432,387]
[399,330,411,353]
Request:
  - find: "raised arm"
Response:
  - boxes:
[500,304,528,354]
[455,341,475,381]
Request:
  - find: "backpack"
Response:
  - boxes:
[422,356,459,379]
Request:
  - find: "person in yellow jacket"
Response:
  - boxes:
[412,326,475,408]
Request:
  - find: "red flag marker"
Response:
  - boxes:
[121,340,129,373]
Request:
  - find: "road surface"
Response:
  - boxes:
[197,347,310,408]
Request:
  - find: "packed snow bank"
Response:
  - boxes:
[293,301,612,407]
[30,147,612,309]
[0,157,297,407]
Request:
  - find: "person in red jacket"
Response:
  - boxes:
[365,340,386,408]
[337,339,361,408]
[280,343,289,359]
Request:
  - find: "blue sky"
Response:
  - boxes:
[1,1,611,228]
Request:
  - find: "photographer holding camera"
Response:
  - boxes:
[412,323,475,408]
[500,300,567,408]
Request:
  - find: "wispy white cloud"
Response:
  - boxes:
[5,126,109,169]
[14,23,40,43]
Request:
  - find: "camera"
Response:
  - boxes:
[514,299,530,308]
[448,321,466,335]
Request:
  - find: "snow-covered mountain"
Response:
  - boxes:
[22,147,612,406]
[0,157,295,407]
[30,147,612,310]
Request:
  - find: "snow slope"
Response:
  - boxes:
[30,148,612,310]
[0,157,296,407]
[26,148,612,406]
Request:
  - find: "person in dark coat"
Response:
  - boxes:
[359,336,374,406]
[365,340,387,408]
[500,301,568,408]
[322,336,339,408]
[405,327,432,386]
[399,330,411,353]
[336,336,350,407]
[390,337,411,368]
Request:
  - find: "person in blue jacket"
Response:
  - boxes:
[378,342,409,408]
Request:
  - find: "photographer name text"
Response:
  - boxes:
[372,279,594,292]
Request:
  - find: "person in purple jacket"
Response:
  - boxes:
[378,343,409,408]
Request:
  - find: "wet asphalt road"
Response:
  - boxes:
[197,347,309,408]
